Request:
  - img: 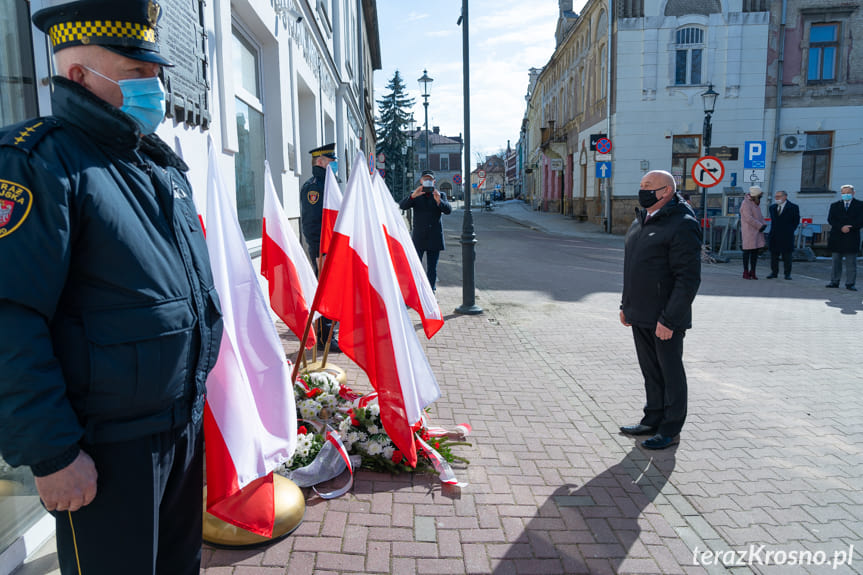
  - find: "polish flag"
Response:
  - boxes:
[320,164,343,256]
[202,139,296,537]
[372,172,443,338]
[261,161,317,349]
[312,153,441,466]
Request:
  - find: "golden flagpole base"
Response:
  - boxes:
[300,361,347,386]
[202,474,305,548]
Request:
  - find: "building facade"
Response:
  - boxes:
[520,0,863,233]
[0,0,379,569]
[411,127,464,200]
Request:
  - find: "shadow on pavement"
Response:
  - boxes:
[493,444,676,575]
[825,294,863,315]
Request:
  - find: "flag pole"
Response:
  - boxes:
[290,312,317,383]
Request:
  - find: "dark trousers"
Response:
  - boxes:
[308,243,335,342]
[742,249,759,273]
[632,326,687,437]
[770,249,792,277]
[831,252,857,287]
[416,248,441,290]
[53,420,203,575]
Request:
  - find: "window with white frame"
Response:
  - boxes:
[807,23,839,83]
[233,26,267,241]
[674,27,704,86]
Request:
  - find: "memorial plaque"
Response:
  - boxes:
[157,0,210,128]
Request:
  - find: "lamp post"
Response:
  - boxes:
[700,83,719,245]
[418,70,433,174]
[456,0,481,314]
[406,114,416,200]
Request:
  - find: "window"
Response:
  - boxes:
[0,0,38,128]
[742,0,768,12]
[233,27,266,240]
[808,23,838,83]
[674,28,704,86]
[671,135,702,195]
[440,155,449,171]
[800,132,832,192]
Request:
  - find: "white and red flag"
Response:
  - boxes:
[311,153,441,466]
[261,161,318,349]
[372,172,444,339]
[320,164,343,256]
[202,139,296,537]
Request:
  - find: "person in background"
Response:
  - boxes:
[740,185,767,279]
[826,184,863,291]
[0,1,223,573]
[619,170,701,450]
[300,143,340,350]
[766,190,800,280]
[399,169,452,291]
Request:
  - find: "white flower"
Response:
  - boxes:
[298,398,322,420]
[382,445,395,459]
[295,433,314,458]
[366,424,380,435]
[309,372,340,395]
[367,403,380,417]
[365,441,383,456]
[319,393,339,409]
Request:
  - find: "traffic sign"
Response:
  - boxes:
[477,170,486,179]
[479,178,487,188]
[550,159,563,171]
[691,156,724,188]
[746,169,765,184]
[596,161,612,179]
[453,173,462,185]
[744,141,766,169]
[589,133,607,151]
[596,137,612,155]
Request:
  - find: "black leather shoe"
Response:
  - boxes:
[784,275,792,280]
[847,285,857,291]
[641,434,680,450]
[826,283,839,288]
[766,274,778,279]
[619,424,657,436]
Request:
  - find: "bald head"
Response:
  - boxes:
[639,170,677,211]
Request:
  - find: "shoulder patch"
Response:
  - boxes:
[0,118,61,154]
[0,179,34,239]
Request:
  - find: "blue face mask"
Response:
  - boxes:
[328,160,339,175]
[84,67,166,135]
[842,193,853,202]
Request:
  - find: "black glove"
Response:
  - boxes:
[759,225,767,233]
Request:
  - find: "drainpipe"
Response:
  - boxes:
[767,0,787,198]
[605,0,613,233]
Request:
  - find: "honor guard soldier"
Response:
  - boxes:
[0,1,223,573]
[300,143,340,350]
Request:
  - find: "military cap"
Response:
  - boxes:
[32,0,172,66]
[421,170,435,178]
[309,143,337,159]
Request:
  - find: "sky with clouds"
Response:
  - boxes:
[372,0,583,171]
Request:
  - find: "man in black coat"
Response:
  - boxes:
[399,170,452,291]
[619,171,702,450]
[766,190,800,279]
[826,184,863,291]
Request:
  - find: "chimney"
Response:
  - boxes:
[433,126,440,134]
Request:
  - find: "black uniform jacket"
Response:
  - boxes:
[621,196,702,331]
[0,77,223,476]
[300,165,326,249]
[399,190,452,251]
[827,198,863,254]
[768,201,800,253]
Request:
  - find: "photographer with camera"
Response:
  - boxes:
[399,169,452,291]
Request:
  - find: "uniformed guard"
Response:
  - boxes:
[300,143,340,351]
[0,1,223,573]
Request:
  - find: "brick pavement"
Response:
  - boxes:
[16,202,862,574]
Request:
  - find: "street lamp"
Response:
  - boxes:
[406,114,416,200]
[700,83,719,244]
[418,70,433,174]
[456,0,481,315]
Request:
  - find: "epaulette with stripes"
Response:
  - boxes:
[0,117,62,154]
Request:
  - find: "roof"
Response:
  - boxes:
[411,130,463,146]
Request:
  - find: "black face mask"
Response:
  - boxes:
[638,185,666,208]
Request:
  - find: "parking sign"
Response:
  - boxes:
[744,141,766,170]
